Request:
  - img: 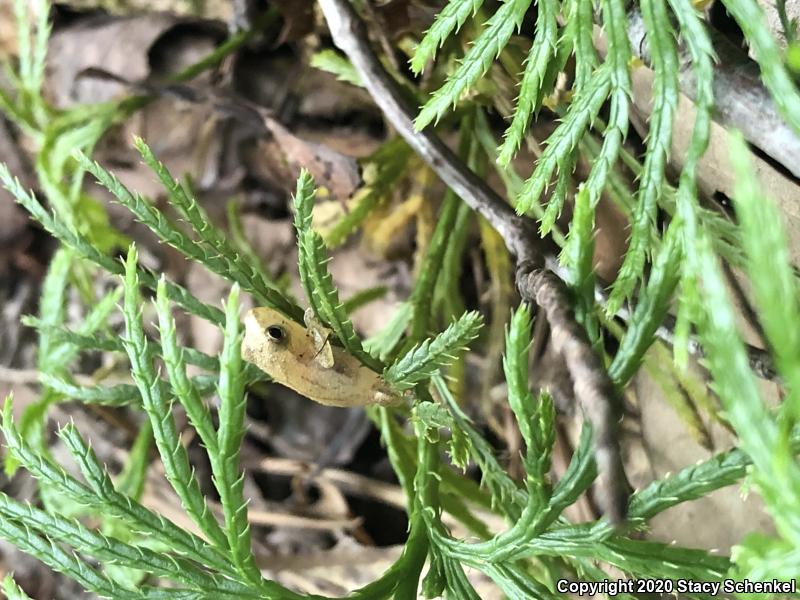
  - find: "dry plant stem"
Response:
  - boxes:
[249,457,508,533]
[0,366,96,387]
[517,265,629,521]
[598,288,779,382]
[250,457,408,509]
[647,309,779,382]
[318,0,629,523]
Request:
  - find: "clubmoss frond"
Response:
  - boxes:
[607,0,679,314]
[122,247,229,551]
[384,311,483,391]
[496,0,558,165]
[415,0,534,130]
[410,0,485,74]
[134,138,303,322]
[293,170,383,371]
[517,66,612,217]
[214,285,262,584]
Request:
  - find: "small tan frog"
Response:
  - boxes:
[241,307,401,407]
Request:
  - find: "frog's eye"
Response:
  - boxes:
[265,325,287,344]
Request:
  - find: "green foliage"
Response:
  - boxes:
[415,0,533,130]
[122,246,229,552]
[723,0,800,136]
[384,311,483,391]
[1,397,274,598]
[502,306,554,505]
[3,135,797,600]
[155,277,220,457]
[5,0,50,132]
[133,138,302,321]
[2,574,34,600]
[519,66,612,218]
[311,49,362,86]
[294,169,383,370]
[606,0,679,313]
[413,401,470,469]
[214,284,263,583]
[433,375,527,518]
[728,133,800,419]
[76,150,303,323]
[496,0,558,165]
[410,0,484,74]
[667,135,800,579]
[0,163,226,325]
[608,225,680,386]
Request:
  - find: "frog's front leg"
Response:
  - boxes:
[303,307,335,368]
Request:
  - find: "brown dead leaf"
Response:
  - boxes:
[259,117,361,201]
[0,1,19,61]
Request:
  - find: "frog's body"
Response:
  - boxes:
[241,307,400,407]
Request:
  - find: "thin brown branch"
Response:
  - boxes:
[317,0,629,523]
[581,273,780,383]
[645,310,779,383]
[517,266,630,522]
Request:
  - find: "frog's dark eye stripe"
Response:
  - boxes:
[266,325,286,343]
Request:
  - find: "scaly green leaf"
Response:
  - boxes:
[497,0,559,164]
[311,49,363,86]
[410,0,485,74]
[214,285,262,583]
[294,170,382,371]
[517,66,612,216]
[385,311,483,390]
[134,139,301,321]
[1,574,33,600]
[123,248,228,551]
[607,0,679,313]
[721,0,800,136]
[415,0,534,130]
[0,165,224,325]
[729,132,800,420]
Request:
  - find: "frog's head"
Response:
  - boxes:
[241,307,304,368]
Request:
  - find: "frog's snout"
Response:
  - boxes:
[240,310,260,360]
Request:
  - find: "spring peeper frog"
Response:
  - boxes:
[241,307,401,407]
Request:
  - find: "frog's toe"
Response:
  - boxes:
[375,389,404,406]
